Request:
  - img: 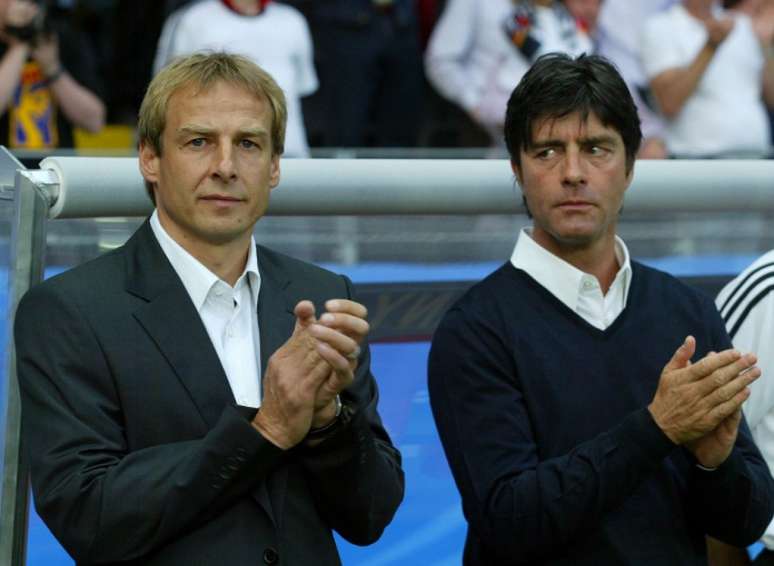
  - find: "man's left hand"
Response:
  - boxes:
[686,409,743,469]
[307,299,369,428]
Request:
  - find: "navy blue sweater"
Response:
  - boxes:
[428,261,774,565]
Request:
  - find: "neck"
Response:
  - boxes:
[194,242,251,287]
[684,0,716,20]
[157,215,251,286]
[226,0,262,15]
[533,230,620,294]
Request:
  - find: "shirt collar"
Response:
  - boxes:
[510,227,632,312]
[150,210,260,311]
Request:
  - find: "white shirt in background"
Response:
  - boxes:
[425,0,592,137]
[641,3,769,157]
[153,0,318,157]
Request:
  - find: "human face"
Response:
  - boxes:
[139,81,280,257]
[512,112,632,257]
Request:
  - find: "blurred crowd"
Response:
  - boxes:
[1,0,774,158]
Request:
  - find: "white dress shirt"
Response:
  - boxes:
[150,211,263,408]
[510,228,632,330]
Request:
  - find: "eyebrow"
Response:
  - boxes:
[530,134,620,149]
[176,125,271,139]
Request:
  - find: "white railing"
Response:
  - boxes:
[30,157,774,219]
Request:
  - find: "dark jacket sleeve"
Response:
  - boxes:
[427,306,677,563]
[296,275,404,545]
[15,283,285,563]
[685,296,774,545]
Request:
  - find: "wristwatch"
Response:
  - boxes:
[305,395,352,441]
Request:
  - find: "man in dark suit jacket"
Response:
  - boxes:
[14,52,403,565]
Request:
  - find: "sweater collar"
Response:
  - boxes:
[510,228,632,329]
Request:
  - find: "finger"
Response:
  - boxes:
[293,300,317,331]
[325,299,368,319]
[318,312,370,341]
[664,336,696,372]
[307,323,359,357]
[695,353,758,394]
[704,365,761,407]
[706,387,752,426]
[686,348,744,382]
[315,342,354,390]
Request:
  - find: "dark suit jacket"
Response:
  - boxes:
[14,220,404,565]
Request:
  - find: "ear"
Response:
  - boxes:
[268,154,281,190]
[510,160,523,185]
[139,140,160,187]
[623,160,635,193]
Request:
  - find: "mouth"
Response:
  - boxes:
[199,194,244,207]
[556,200,594,210]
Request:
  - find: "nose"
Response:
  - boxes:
[212,141,237,182]
[562,149,587,188]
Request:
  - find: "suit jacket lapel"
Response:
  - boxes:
[125,221,234,428]
[257,245,295,377]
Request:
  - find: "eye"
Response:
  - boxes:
[535,148,556,159]
[188,138,207,148]
[239,139,258,149]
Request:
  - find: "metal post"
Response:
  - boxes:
[0,161,52,566]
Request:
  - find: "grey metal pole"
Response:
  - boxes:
[0,165,52,566]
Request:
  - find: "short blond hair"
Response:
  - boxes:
[138,51,288,202]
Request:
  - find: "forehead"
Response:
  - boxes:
[529,111,622,144]
[164,80,271,130]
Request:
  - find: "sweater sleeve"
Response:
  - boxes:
[684,296,774,546]
[427,306,676,563]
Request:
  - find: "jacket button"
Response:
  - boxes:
[263,547,279,564]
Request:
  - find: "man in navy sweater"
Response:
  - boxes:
[428,53,774,565]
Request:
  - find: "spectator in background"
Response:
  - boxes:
[717,251,774,565]
[425,0,592,147]
[0,0,104,149]
[563,0,602,36]
[596,0,677,159]
[641,0,774,158]
[154,0,317,157]
[287,0,424,148]
[726,0,774,148]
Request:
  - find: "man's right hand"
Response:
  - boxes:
[705,17,735,49]
[251,301,335,450]
[648,336,760,445]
